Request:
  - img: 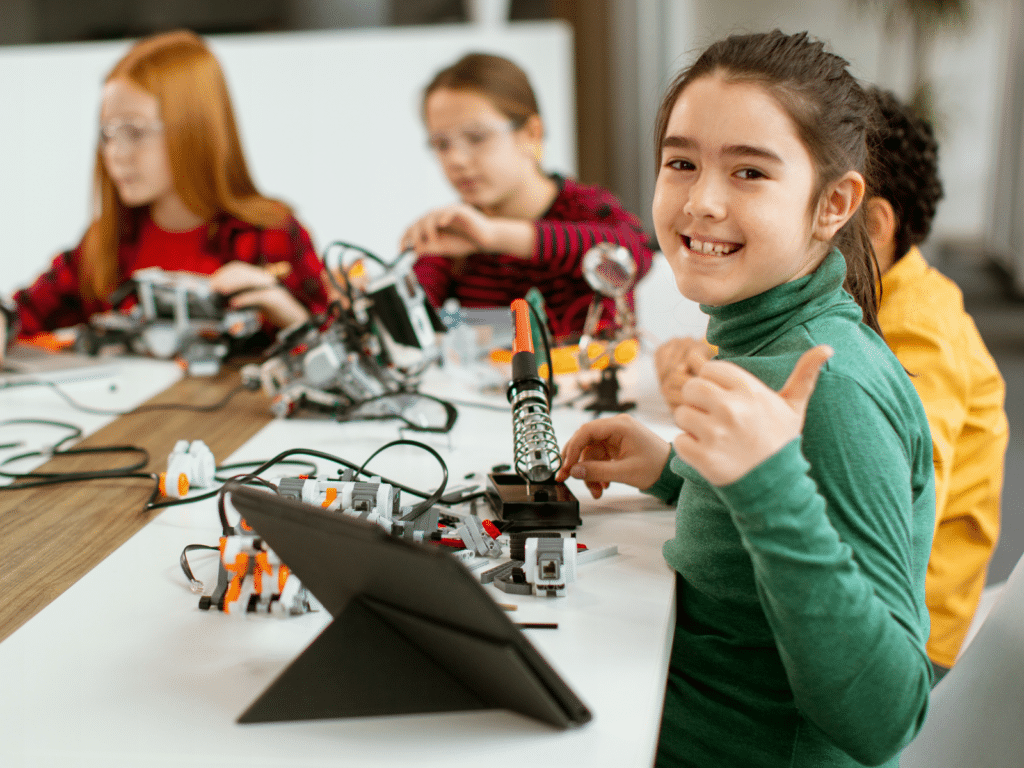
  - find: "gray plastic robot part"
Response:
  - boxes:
[480,559,525,585]
[493,573,533,596]
[456,515,503,558]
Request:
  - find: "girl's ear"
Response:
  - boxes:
[519,114,545,161]
[812,170,865,242]
[864,196,899,272]
[865,196,897,244]
[522,114,544,144]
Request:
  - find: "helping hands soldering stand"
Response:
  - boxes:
[486,300,580,532]
[577,242,639,414]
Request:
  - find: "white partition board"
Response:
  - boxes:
[0,22,575,296]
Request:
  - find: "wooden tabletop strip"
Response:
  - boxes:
[0,368,273,642]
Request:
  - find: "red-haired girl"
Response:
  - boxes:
[0,30,328,360]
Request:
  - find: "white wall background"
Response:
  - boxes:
[0,21,576,296]
[1,2,1013,337]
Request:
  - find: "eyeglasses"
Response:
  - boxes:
[99,119,164,151]
[427,121,518,156]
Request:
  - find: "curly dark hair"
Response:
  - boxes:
[865,88,944,262]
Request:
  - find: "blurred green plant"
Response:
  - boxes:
[853,0,971,120]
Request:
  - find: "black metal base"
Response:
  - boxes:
[584,365,635,413]
[485,473,580,531]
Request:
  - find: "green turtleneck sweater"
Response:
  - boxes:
[649,251,935,768]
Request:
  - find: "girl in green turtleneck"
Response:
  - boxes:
[556,31,934,768]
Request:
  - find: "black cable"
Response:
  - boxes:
[321,245,356,308]
[0,378,248,416]
[335,390,458,434]
[214,458,319,483]
[0,439,152,497]
[0,470,158,492]
[222,446,449,521]
[322,240,392,270]
[145,459,321,512]
[216,474,278,534]
[321,241,391,309]
[356,438,448,517]
[146,486,222,511]
[0,419,298,513]
[0,417,163,495]
[525,300,556,408]
[0,419,83,453]
[132,383,249,413]
[180,543,219,591]
[261,305,340,359]
[0,444,149,479]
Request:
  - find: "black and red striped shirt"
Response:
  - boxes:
[412,176,654,339]
[12,213,329,337]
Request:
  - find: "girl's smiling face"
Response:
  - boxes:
[653,74,835,307]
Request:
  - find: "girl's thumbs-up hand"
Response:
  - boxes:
[672,345,834,486]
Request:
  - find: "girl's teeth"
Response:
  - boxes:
[689,238,737,255]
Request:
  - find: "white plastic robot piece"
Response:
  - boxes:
[524,536,577,597]
[274,568,307,615]
[201,533,311,615]
[159,439,217,498]
[273,476,399,531]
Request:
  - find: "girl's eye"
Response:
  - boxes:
[664,158,695,171]
[428,137,451,153]
[464,130,490,146]
[736,168,766,180]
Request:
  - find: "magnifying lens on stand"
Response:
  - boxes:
[576,242,638,413]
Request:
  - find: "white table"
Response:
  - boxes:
[0,357,679,767]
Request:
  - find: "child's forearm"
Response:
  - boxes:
[255,286,310,328]
[481,218,536,258]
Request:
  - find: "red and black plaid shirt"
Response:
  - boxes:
[412,175,655,339]
[13,214,330,337]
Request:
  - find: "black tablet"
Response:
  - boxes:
[226,482,592,730]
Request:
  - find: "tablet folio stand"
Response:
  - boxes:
[225,483,592,729]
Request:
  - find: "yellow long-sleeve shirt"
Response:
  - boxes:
[878,247,1009,667]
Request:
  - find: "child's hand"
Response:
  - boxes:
[654,337,715,409]
[556,414,672,499]
[321,268,350,310]
[672,345,833,486]
[209,261,309,328]
[209,260,277,294]
[400,203,493,257]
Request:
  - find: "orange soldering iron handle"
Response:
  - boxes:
[510,299,534,355]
